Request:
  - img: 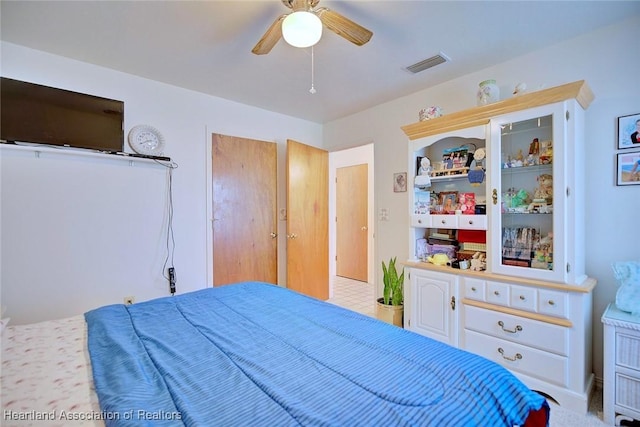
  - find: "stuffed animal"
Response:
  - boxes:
[613,261,640,316]
[534,174,553,203]
[470,252,486,271]
[511,189,529,208]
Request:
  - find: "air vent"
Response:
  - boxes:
[405,52,450,74]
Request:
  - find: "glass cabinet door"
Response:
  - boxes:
[489,103,566,282]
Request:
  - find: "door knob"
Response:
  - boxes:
[270,232,277,238]
[361,226,368,231]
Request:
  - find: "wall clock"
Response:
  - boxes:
[128,125,165,156]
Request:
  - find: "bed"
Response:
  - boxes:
[2,281,549,426]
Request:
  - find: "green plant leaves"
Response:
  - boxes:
[382,257,404,306]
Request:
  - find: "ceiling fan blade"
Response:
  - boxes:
[316,7,372,46]
[252,14,287,55]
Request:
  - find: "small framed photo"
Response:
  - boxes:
[416,238,428,260]
[438,191,458,212]
[616,152,640,186]
[394,172,407,192]
[618,112,640,149]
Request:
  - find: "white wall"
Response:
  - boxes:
[323,16,640,381]
[0,42,323,324]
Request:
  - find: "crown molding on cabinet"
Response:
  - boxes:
[401,80,594,141]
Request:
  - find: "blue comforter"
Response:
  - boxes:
[85,282,548,426]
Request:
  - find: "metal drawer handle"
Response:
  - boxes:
[417,219,422,224]
[548,300,555,306]
[498,320,523,333]
[494,290,500,296]
[498,348,522,361]
[519,295,526,301]
[471,287,477,292]
[441,219,446,224]
[468,220,473,225]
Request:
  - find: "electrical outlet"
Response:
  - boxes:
[124,296,135,305]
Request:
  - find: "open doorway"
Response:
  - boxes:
[328,143,374,314]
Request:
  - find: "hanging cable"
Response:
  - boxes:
[154,159,178,293]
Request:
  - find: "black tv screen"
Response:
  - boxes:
[1,77,124,152]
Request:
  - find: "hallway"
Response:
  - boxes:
[327,276,376,317]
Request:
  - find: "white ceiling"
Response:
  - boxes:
[2,1,639,124]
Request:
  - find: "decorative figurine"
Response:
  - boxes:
[470,252,487,271]
[534,174,553,203]
[513,82,527,96]
[539,140,553,164]
[415,156,432,188]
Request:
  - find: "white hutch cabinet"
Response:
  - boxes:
[401,81,596,414]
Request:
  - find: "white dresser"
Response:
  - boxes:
[405,264,595,414]
[602,303,640,426]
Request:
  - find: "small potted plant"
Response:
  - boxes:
[376,257,404,327]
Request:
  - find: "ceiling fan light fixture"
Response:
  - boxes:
[282,11,323,48]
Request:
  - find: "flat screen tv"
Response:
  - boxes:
[1,77,124,152]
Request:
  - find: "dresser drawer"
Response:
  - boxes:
[464,305,568,356]
[411,214,431,227]
[464,330,568,387]
[617,330,640,371]
[510,285,537,312]
[458,215,487,230]
[538,289,568,318]
[486,281,510,306]
[463,278,485,302]
[616,372,640,413]
[431,214,458,228]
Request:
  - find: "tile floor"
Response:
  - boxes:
[326,275,609,426]
[327,275,376,317]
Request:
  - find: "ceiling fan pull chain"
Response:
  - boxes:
[309,46,317,94]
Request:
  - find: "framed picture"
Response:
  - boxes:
[438,191,458,212]
[618,112,640,149]
[616,152,640,186]
[416,238,428,260]
[393,172,407,192]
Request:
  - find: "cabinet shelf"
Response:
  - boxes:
[501,164,552,175]
[415,171,486,186]
[502,211,552,215]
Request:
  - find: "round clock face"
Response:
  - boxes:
[128,125,165,156]
[474,148,486,161]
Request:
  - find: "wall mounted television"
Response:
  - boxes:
[1,77,124,152]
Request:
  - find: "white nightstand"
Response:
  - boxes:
[602,303,640,426]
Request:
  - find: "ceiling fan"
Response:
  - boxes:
[252,0,373,55]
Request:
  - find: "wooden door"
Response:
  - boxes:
[336,164,368,282]
[286,139,329,300]
[212,134,277,286]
